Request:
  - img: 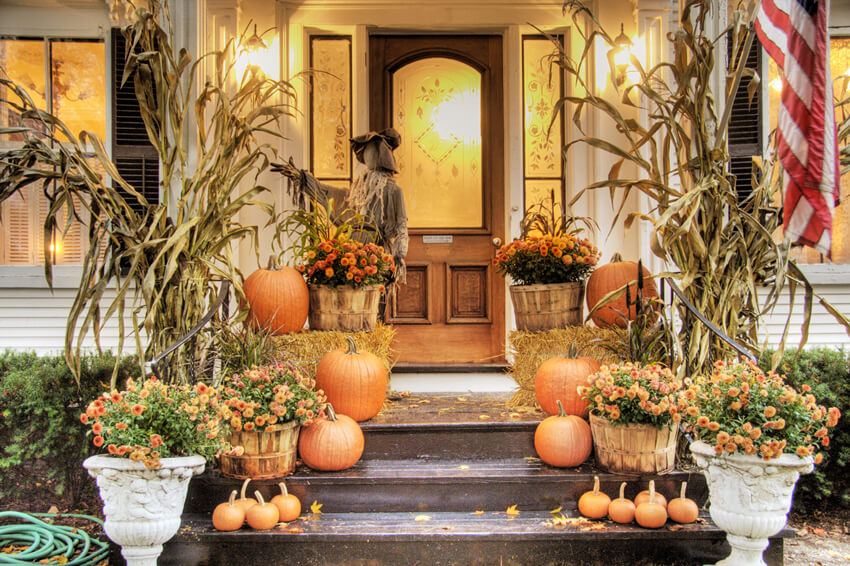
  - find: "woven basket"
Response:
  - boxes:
[309,285,382,331]
[220,420,300,480]
[509,281,584,331]
[589,413,678,475]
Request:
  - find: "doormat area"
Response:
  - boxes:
[508,327,626,408]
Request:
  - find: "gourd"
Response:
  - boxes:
[577,475,611,519]
[634,480,668,529]
[534,353,601,417]
[667,481,699,524]
[607,482,635,524]
[316,337,388,422]
[533,400,593,468]
[298,404,365,471]
[634,483,668,509]
[271,482,302,523]
[212,490,245,532]
[235,478,258,515]
[245,491,280,530]
[585,254,657,328]
[243,256,309,335]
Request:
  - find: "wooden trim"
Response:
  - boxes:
[445,262,492,324]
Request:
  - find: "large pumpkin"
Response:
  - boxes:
[298,404,364,471]
[533,400,593,468]
[585,254,657,328]
[535,355,601,417]
[316,337,387,422]
[243,256,309,335]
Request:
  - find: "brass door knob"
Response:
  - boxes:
[492,237,502,247]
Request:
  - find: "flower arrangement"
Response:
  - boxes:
[493,233,600,285]
[297,237,395,289]
[80,377,226,469]
[219,362,327,433]
[679,359,841,462]
[579,362,685,427]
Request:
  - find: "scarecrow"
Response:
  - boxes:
[273,128,408,283]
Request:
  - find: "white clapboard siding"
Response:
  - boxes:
[759,284,850,349]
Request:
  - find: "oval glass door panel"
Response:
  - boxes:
[392,57,482,229]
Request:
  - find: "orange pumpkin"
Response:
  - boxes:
[608,482,635,524]
[316,337,388,422]
[585,254,657,328]
[533,400,593,468]
[635,480,667,528]
[245,491,280,530]
[668,481,699,524]
[634,484,667,509]
[577,475,611,519]
[235,478,258,516]
[298,404,364,471]
[271,482,302,523]
[212,490,245,532]
[243,256,309,335]
[535,355,601,416]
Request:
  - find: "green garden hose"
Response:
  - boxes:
[0,512,108,566]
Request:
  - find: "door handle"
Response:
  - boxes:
[492,237,502,248]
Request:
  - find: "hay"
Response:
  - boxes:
[507,326,627,408]
[272,323,396,379]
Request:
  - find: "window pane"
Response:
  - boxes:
[393,57,482,228]
[523,38,562,178]
[311,37,351,180]
[0,39,47,144]
[524,179,563,213]
[51,40,106,143]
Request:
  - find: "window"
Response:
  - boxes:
[310,36,352,191]
[0,36,105,265]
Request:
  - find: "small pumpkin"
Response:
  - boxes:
[668,481,699,524]
[534,350,601,417]
[316,337,388,422]
[634,483,668,509]
[212,490,245,532]
[243,256,309,335]
[235,478,258,516]
[245,491,280,530]
[608,482,635,524]
[577,475,611,519]
[585,254,658,328]
[298,404,365,471]
[533,400,593,468]
[271,482,302,523]
[634,480,668,529]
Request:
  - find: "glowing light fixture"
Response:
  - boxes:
[770,76,783,93]
[610,23,634,87]
[235,24,278,80]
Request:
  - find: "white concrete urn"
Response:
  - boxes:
[84,454,205,566]
[690,441,813,566]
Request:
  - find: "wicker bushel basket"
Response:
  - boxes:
[220,420,300,480]
[509,281,584,332]
[309,284,382,331]
[589,413,678,475]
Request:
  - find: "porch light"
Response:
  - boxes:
[609,23,634,87]
[236,24,278,80]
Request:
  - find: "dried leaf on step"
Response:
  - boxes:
[506,504,520,516]
[509,412,522,419]
[523,457,541,462]
[442,525,455,530]
[550,506,563,514]
[472,510,485,515]
[310,500,323,514]
[479,415,490,420]
[458,465,470,470]
[420,399,431,404]
[415,515,431,522]
[409,404,419,409]
[286,526,304,533]
[457,396,468,402]
[813,528,826,536]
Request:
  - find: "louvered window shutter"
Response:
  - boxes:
[111,27,160,213]
[727,35,762,201]
[3,189,35,264]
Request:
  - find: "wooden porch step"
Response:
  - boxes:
[157,511,788,566]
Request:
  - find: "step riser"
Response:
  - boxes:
[362,426,536,460]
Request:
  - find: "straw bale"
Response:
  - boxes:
[507,326,626,408]
[272,323,396,379]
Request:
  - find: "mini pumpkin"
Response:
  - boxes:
[245,491,280,530]
[235,478,258,516]
[316,337,388,422]
[578,475,611,519]
[607,482,635,524]
[298,404,365,471]
[212,490,245,532]
[533,400,593,468]
[243,256,309,335]
[668,481,699,524]
[634,480,668,529]
[585,254,657,328]
[271,481,302,522]
[534,352,601,417]
[634,483,667,509]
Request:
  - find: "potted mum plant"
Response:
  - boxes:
[219,362,327,479]
[81,377,227,566]
[494,193,599,331]
[579,362,686,475]
[681,359,840,566]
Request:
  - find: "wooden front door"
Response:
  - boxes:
[370,35,505,366]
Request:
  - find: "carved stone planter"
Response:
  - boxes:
[690,441,813,566]
[84,455,205,566]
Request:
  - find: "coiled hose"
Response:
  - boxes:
[0,511,108,565]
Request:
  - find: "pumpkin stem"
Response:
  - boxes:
[240,478,251,500]
[254,490,266,506]
[266,255,279,270]
[345,336,359,355]
[610,252,623,263]
[592,475,600,495]
[618,482,627,500]
[679,481,687,500]
[326,403,338,422]
[279,482,289,498]
[648,480,656,505]
[566,343,579,359]
[227,490,238,507]
[555,399,567,417]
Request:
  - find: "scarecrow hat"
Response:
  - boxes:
[351,128,401,173]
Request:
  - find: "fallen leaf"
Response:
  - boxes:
[813,527,826,536]
[310,500,323,514]
[442,525,455,530]
[479,415,490,420]
[457,396,468,402]
[414,515,431,522]
[400,390,410,398]
[550,506,563,514]
[523,456,541,462]
[47,505,59,514]
[472,510,485,515]
[506,504,520,516]
[420,399,431,404]
[409,404,420,409]
[287,527,304,533]
[509,412,522,419]
[458,465,470,470]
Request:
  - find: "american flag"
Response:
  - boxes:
[755,0,840,258]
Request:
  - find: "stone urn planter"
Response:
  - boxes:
[84,454,205,566]
[690,440,814,566]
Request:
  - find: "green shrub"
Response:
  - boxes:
[761,348,850,511]
[0,351,141,508]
